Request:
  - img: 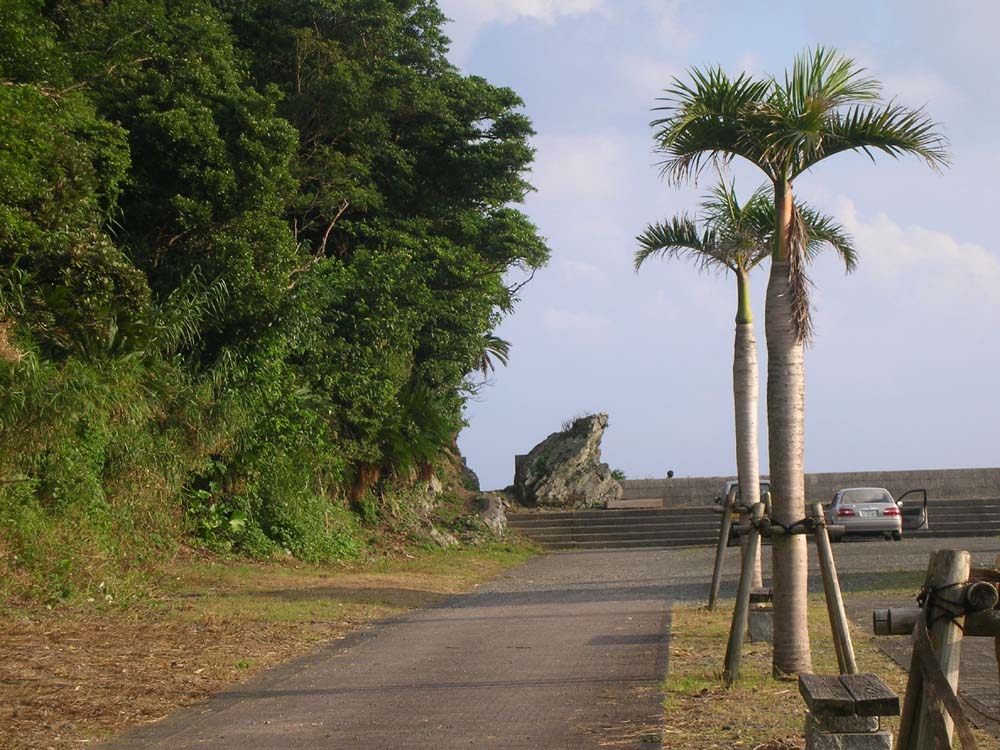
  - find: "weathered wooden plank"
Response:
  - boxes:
[839,673,899,717]
[798,674,855,716]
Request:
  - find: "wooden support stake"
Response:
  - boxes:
[913,549,970,750]
[708,486,737,611]
[723,502,764,687]
[897,636,924,750]
[812,502,857,675]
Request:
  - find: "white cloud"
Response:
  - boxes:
[619,56,682,101]
[439,0,606,61]
[877,72,959,109]
[542,307,613,343]
[734,52,761,77]
[557,259,606,284]
[637,0,694,49]
[529,132,630,203]
[833,196,1000,308]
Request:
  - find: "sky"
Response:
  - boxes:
[443,0,1000,491]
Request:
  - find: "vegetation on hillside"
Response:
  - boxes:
[0,0,548,602]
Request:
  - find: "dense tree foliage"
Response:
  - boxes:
[0,0,547,597]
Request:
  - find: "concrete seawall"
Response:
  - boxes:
[621,467,1000,507]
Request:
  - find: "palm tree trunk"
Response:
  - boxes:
[733,268,762,588]
[766,181,812,676]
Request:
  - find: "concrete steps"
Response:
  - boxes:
[507,506,719,550]
[908,498,1000,539]
[508,497,1000,550]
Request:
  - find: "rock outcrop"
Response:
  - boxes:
[475,493,508,537]
[513,413,622,509]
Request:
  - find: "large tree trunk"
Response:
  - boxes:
[766,182,812,676]
[733,269,762,588]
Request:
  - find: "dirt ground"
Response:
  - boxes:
[0,545,533,750]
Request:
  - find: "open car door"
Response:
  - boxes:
[897,489,928,532]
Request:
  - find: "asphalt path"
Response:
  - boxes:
[104,549,691,750]
[103,536,1000,749]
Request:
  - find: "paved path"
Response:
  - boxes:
[104,537,1000,749]
[104,549,704,750]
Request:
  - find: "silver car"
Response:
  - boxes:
[825,487,902,541]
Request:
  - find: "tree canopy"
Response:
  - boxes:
[0,0,548,593]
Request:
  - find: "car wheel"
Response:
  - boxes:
[892,531,902,541]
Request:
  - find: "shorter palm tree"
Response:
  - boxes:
[636,181,853,585]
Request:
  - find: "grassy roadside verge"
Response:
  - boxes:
[663,579,1000,749]
[0,541,537,750]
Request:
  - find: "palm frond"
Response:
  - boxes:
[637,180,857,306]
[738,184,779,269]
[786,205,814,343]
[651,67,772,183]
[150,272,229,356]
[784,201,859,343]
[778,46,881,114]
[812,101,951,175]
[477,334,510,378]
[635,216,733,273]
[797,205,857,272]
[699,179,743,230]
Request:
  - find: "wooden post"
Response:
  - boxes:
[897,637,924,750]
[811,502,857,675]
[723,502,764,687]
[912,549,970,750]
[708,486,737,611]
[874,606,1000,637]
[738,503,764,590]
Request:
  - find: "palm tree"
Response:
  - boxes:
[650,47,948,675]
[636,181,854,588]
[476,334,511,379]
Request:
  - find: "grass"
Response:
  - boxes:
[0,540,538,750]
[158,542,536,625]
[663,586,1000,749]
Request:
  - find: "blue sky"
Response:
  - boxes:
[442,0,1000,490]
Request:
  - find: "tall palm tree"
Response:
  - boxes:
[650,47,948,675]
[636,181,854,588]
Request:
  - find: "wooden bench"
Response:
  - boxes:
[799,673,899,717]
[799,674,898,750]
